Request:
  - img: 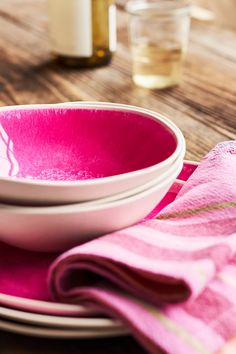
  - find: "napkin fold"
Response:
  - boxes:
[49,141,236,354]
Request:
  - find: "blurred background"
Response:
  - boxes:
[0,1,236,354]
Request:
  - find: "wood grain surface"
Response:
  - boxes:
[194,0,236,30]
[0,0,236,353]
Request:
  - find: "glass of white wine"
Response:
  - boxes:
[126,0,191,89]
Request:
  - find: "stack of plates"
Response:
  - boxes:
[0,102,186,253]
[0,101,199,338]
[0,161,198,338]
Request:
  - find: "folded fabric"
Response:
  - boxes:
[49,141,236,354]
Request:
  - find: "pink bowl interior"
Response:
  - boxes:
[0,107,177,181]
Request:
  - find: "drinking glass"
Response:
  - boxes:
[126,0,191,89]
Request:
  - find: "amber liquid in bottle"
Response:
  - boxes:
[49,0,116,68]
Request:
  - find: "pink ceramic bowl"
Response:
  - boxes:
[0,102,185,205]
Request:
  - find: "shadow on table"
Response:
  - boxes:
[1,332,149,354]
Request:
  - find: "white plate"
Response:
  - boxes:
[0,293,89,316]
[0,162,182,252]
[0,306,123,329]
[0,318,128,339]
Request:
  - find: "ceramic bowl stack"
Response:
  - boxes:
[0,102,185,252]
[0,101,198,339]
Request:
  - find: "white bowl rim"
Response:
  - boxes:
[76,150,185,207]
[0,160,183,215]
[0,101,185,187]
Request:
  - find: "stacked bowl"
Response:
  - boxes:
[0,102,185,252]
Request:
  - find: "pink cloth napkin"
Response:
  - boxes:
[49,141,236,354]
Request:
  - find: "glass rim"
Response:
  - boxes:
[126,0,191,17]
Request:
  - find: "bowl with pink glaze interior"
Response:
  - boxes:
[0,102,185,205]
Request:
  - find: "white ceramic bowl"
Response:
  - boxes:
[0,161,182,252]
[0,102,185,205]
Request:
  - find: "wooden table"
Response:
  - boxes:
[0,1,236,353]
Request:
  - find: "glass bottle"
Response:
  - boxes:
[48,0,116,67]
